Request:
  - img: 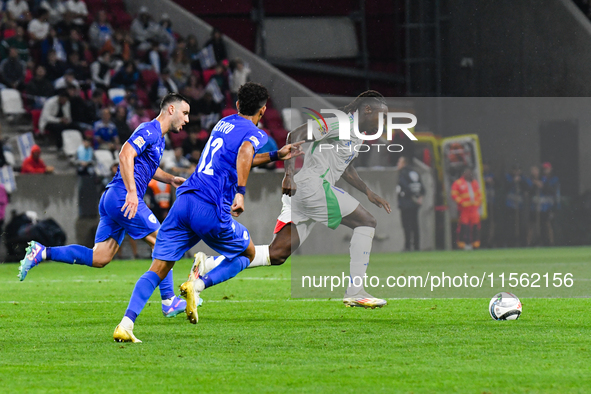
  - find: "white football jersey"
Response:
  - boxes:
[294,113,363,196]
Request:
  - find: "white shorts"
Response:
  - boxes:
[274,184,360,244]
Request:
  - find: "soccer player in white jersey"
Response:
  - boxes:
[193,91,392,308]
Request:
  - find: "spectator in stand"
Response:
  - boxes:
[93,108,119,152]
[66,52,90,91]
[128,105,150,130]
[3,20,17,41]
[54,68,80,90]
[130,6,160,51]
[1,25,30,62]
[87,88,105,121]
[21,144,54,174]
[163,146,192,178]
[540,162,560,246]
[65,0,88,27]
[0,47,26,89]
[111,61,139,89]
[185,34,200,70]
[150,68,178,104]
[192,91,221,128]
[158,14,175,54]
[397,156,425,251]
[28,9,51,44]
[182,73,204,101]
[204,28,227,64]
[90,51,113,91]
[40,0,67,25]
[44,49,67,81]
[111,30,132,62]
[145,39,162,73]
[113,105,132,142]
[210,63,229,92]
[181,125,206,159]
[40,89,73,150]
[88,10,113,52]
[527,163,560,246]
[6,0,31,23]
[63,28,85,59]
[66,83,92,130]
[504,165,526,247]
[229,58,250,104]
[76,136,94,175]
[168,49,191,89]
[25,65,55,109]
[41,27,67,64]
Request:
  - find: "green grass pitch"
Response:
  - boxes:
[1,248,590,393]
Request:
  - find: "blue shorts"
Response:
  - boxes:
[95,187,160,245]
[153,191,250,262]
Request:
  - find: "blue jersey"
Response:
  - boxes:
[107,119,165,198]
[177,114,268,215]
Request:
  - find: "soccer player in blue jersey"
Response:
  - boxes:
[113,82,304,342]
[19,93,191,318]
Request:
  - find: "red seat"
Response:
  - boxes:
[141,69,159,87]
[221,108,237,118]
[202,69,216,85]
[169,129,187,149]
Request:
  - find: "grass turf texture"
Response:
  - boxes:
[0,247,589,393]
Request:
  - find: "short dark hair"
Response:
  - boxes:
[237,82,269,116]
[342,90,386,114]
[160,93,189,110]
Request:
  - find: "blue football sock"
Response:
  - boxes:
[124,271,162,323]
[46,245,93,267]
[158,269,175,300]
[202,255,250,289]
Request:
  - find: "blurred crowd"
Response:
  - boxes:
[0,1,288,176]
[482,162,561,248]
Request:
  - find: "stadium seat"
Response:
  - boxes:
[263,107,283,130]
[62,130,83,157]
[168,129,187,148]
[281,108,304,131]
[108,88,126,104]
[141,70,159,87]
[221,108,237,118]
[4,150,15,167]
[202,69,216,85]
[1,89,26,116]
[161,149,174,166]
[94,149,115,176]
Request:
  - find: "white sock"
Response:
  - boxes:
[161,296,174,306]
[195,278,205,292]
[248,245,271,268]
[120,316,134,330]
[41,249,47,260]
[347,226,375,294]
[202,255,225,276]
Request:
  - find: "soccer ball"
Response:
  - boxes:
[489,292,522,320]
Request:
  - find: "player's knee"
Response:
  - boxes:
[93,256,111,268]
[362,214,377,228]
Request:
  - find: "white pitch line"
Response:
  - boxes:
[0,277,291,284]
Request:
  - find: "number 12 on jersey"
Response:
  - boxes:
[198,138,223,176]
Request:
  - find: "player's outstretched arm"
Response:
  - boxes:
[282,124,311,196]
[342,163,392,214]
[232,141,255,217]
[153,167,186,188]
[252,141,305,167]
[119,142,139,219]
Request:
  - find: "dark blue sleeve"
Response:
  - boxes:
[129,125,159,156]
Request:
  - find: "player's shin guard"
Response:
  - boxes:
[158,269,175,300]
[124,271,162,323]
[46,245,93,266]
[347,226,375,294]
[202,255,250,288]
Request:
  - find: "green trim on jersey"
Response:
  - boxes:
[322,180,342,229]
[320,168,341,229]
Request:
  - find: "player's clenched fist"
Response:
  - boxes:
[232,193,245,217]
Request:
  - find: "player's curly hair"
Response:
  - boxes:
[237,82,269,116]
[160,92,190,110]
[342,90,386,114]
